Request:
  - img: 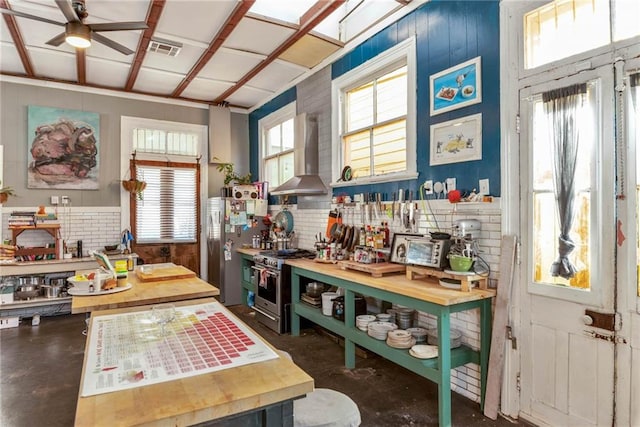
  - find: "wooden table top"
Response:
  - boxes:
[75,298,314,427]
[286,258,495,306]
[71,267,219,314]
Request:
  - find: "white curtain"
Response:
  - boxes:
[542,83,587,279]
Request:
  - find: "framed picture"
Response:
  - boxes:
[27,105,100,189]
[390,233,423,264]
[430,113,482,166]
[430,56,481,116]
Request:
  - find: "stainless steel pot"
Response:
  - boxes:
[41,284,62,298]
[15,284,41,300]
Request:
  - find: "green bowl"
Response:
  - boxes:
[449,255,473,272]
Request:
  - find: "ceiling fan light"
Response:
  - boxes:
[65,22,91,48]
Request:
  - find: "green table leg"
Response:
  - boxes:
[344,290,356,369]
[438,309,452,427]
[479,298,492,409]
[291,272,301,336]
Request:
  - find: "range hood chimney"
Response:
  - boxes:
[270,114,327,196]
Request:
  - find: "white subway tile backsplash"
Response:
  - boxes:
[3,207,122,257]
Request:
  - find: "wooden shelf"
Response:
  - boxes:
[405,265,488,292]
[10,225,61,261]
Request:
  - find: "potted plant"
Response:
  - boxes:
[0,181,16,204]
[213,158,252,196]
[122,179,147,200]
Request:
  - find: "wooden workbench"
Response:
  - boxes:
[75,298,314,427]
[286,258,495,427]
[71,267,219,314]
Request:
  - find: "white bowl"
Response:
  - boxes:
[67,272,112,292]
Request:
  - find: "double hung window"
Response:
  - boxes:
[259,102,296,187]
[332,38,416,184]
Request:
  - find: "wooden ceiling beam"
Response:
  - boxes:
[0,0,35,76]
[124,0,166,91]
[171,0,255,98]
[213,0,345,105]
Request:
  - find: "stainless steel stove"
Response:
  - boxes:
[251,249,315,333]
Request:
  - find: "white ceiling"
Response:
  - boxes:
[0,0,421,112]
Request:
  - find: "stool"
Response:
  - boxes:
[294,388,361,427]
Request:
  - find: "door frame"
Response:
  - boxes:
[615,54,640,427]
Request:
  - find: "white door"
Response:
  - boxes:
[518,65,617,427]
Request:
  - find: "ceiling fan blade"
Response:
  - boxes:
[55,0,80,22]
[89,22,148,32]
[45,32,67,47]
[0,8,64,26]
[92,32,134,55]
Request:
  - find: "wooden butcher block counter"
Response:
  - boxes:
[71,266,219,314]
[75,298,314,427]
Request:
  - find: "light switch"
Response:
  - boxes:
[479,179,490,195]
[446,178,456,192]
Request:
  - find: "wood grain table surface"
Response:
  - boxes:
[74,298,314,427]
[71,266,219,314]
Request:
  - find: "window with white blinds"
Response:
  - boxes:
[135,163,198,243]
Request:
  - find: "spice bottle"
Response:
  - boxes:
[127,255,134,271]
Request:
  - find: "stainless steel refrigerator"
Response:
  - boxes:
[207,197,260,306]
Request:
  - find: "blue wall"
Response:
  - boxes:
[250,0,500,199]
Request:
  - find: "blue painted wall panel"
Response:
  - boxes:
[251,0,501,200]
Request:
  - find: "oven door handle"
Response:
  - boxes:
[251,266,278,276]
[251,305,277,321]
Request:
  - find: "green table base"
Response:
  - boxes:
[290,265,492,427]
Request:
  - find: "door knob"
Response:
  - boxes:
[582,314,594,326]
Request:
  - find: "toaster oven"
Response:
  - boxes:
[405,238,451,269]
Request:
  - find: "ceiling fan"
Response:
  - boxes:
[0,0,148,55]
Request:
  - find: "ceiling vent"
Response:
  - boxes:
[148,38,182,57]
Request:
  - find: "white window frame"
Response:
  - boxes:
[258,102,297,186]
[331,37,417,187]
[120,117,208,258]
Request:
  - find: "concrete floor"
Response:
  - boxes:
[0,308,523,427]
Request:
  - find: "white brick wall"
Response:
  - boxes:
[272,198,502,403]
[2,207,122,257]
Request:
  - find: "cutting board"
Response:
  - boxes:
[338,261,405,277]
[135,264,197,282]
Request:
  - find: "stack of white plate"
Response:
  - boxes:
[409,344,439,359]
[376,313,392,322]
[406,327,428,343]
[367,321,398,340]
[356,315,376,331]
[386,330,416,349]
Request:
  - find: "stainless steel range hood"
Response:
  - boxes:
[271,114,327,196]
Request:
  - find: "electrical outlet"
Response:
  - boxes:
[446,178,456,192]
[50,196,59,205]
[479,179,490,195]
[61,196,70,205]
[424,180,433,194]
